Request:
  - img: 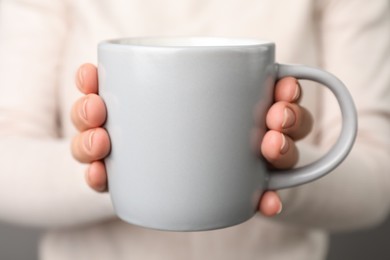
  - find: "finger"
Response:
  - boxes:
[266,101,313,141]
[71,128,111,163]
[76,63,98,94]
[274,77,301,103]
[85,161,108,192]
[259,191,283,217]
[71,93,107,131]
[261,130,298,169]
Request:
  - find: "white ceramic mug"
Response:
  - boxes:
[98,37,357,231]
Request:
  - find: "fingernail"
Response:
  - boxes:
[77,67,85,87]
[97,183,107,192]
[292,83,300,101]
[280,134,289,154]
[80,98,88,121]
[85,166,106,192]
[84,130,95,151]
[282,107,295,129]
[276,202,283,215]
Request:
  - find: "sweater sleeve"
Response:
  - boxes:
[276,0,390,232]
[0,0,115,228]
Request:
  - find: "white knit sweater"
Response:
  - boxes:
[0,0,390,259]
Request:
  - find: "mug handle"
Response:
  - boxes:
[266,64,358,190]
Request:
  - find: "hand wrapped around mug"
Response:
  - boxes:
[71,64,312,216]
[71,63,313,217]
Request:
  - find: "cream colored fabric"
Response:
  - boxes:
[0,0,389,259]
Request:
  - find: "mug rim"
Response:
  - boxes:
[99,36,274,48]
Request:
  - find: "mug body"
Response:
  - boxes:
[98,37,276,231]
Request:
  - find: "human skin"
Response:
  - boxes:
[71,63,313,217]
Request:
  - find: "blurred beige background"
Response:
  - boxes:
[1,217,389,259]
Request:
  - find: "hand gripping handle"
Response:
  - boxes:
[267,64,358,190]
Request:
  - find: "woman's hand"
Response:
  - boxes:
[71,63,313,217]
